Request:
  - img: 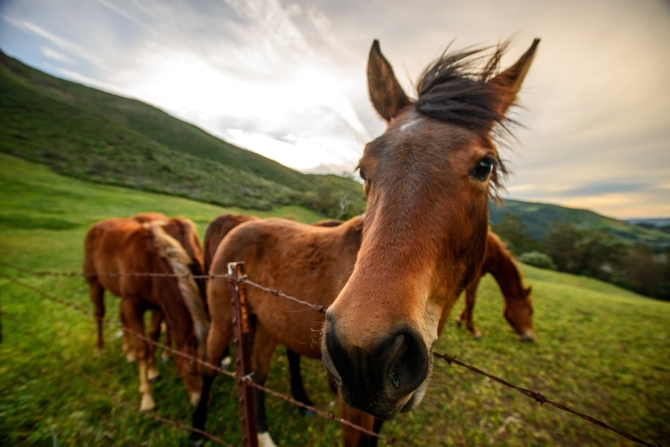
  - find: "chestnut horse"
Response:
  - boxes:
[84,218,209,411]
[321,38,539,420]
[193,216,377,447]
[131,213,207,361]
[455,231,535,341]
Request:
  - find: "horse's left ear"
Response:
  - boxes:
[524,286,533,296]
[367,40,411,122]
[489,38,540,116]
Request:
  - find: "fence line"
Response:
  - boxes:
[0,270,411,447]
[6,321,235,447]
[0,263,663,447]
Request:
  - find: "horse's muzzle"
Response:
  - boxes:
[322,313,430,420]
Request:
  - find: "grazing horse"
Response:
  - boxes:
[193,216,378,447]
[131,213,207,361]
[84,218,209,411]
[321,38,539,420]
[455,231,535,341]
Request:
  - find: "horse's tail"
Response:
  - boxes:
[149,223,209,358]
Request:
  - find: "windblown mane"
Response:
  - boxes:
[415,43,518,194]
[149,223,209,358]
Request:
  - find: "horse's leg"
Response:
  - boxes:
[162,318,173,361]
[252,325,278,447]
[286,349,314,416]
[121,298,155,411]
[463,276,482,340]
[88,280,105,357]
[147,310,162,380]
[339,390,378,447]
[119,308,136,362]
[191,279,234,446]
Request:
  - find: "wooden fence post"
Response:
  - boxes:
[228,262,259,447]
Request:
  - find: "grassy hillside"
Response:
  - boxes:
[1,154,668,446]
[0,50,369,215]
[0,50,312,192]
[491,199,670,249]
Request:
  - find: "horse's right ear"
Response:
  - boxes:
[367,40,411,122]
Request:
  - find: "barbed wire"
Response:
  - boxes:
[0,271,410,447]
[434,353,661,447]
[5,321,236,447]
[1,264,663,447]
[0,262,326,313]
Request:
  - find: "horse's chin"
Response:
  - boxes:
[400,378,429,413]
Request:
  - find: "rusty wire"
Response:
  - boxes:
[434,352,661,447]
[0,271,409,447]
[1,263,663,447]
[5,321,236,447]
[0,262,326,313]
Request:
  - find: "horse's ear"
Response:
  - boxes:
[525,286,533,296]
[367,40,411,122]
[489,38,540,116]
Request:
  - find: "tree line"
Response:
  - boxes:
[493,214,670,301]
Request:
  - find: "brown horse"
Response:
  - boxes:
[455,231,535,341]
[84,218,209,411]
[321,38,539,420]
[132,213,207,361]
[193,216,375,447]
[202,214,345,408]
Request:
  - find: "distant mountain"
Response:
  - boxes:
[626,218,670,227]
[0,49,365,213]
[491,199,670,250]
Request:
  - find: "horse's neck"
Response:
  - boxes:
[152,259,194,346]
[483,242,525,302]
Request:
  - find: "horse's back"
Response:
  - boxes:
[210,216,363,357]
[204,214,258,273]
[83,218,152,295]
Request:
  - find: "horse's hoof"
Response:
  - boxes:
[258,432,278,447]
[140,395,156,412]
[455,319,463,328]
[148,370,160,382]
[473,334,482,342]
[220,356,232,371]
[126,353,137,363]
[520,333,536,343]
[115,330,124,339]
[95,347,103,358]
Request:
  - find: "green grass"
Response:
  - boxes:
[1,155,669,446]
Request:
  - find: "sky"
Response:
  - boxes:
[1,0,669,219]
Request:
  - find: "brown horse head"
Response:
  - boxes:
[322,38,539,420]
[483,231,536,341]
[504,285,535,341]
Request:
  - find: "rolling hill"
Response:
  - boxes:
[0,49,366,214]
[491,199,670,250]
[2,49,667,247]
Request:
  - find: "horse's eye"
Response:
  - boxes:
[358,167,367,182]
[469,157,495,181]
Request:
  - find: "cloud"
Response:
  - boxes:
[2,0,669,218]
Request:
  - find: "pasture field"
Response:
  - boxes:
[1,153,669,446]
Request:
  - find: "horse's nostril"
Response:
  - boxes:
[389,369,400,388]
[372,328,429,400]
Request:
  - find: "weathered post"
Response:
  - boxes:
[228,262,259,447]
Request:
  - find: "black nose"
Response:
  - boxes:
[324,319,429,418]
